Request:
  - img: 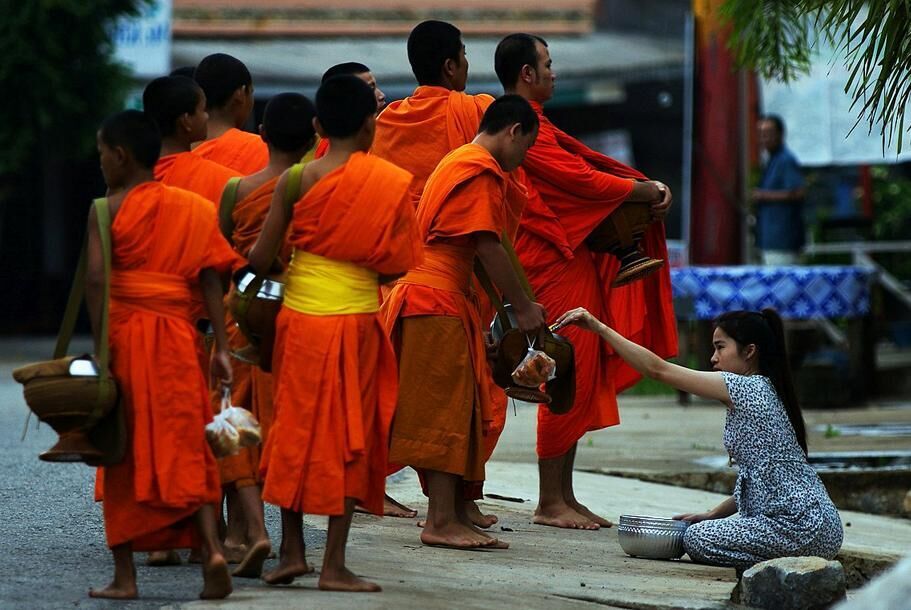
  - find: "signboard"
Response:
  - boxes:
[112,0,172,79]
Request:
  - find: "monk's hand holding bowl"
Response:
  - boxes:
[515,301,547,336]
[649,180,673,220]
[552,307,607,335]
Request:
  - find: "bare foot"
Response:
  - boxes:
[232,539,272,578]
[223,543,248,564]
[570,500,613,528]
[533,503,600,530]
[356,494,418,518]
[88,583,137,599]
[319,567,382,592]
[464,500,498,528]
[146,550,181,566]
[420,521,496,549]
[459,509,508,549]
[199,553,232,600]
[262,560,314,585]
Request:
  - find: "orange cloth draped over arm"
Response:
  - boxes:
[192,127,269,174]
[372,86,493,202]
[260,152,422,516]
[382,143,506,482]
[515,103,677,460]
[216,176,285,488]
[100,182,237,551]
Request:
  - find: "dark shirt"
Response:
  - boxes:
[756,147,805,251]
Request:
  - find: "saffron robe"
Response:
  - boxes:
[101,182,237,550]
[372,85,493,203]
[515,101,677,460]
[193,127,269,174]
[260,152,422,516]
[383,143,507,482]
[217,176,286,488]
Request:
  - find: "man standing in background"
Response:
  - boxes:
[754,115,806,266]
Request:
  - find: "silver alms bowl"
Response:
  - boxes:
[617,514,688,560]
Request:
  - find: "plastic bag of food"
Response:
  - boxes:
[205,413,240,458]
[511,336,556,387]
[224,405,262,448]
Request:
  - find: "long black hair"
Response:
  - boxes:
[714,309,808,456]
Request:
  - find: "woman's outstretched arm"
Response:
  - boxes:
[554,308,731,404]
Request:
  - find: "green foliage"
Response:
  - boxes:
[870,165,911,240]
[721,0,911,153]
[0,0,149,174]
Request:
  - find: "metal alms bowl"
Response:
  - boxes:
[617,514,689,560]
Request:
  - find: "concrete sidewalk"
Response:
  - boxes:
[176,463,911,610]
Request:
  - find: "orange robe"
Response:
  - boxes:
[260,152,422,515]
[383,143,507,483]
[193,127,269,174]
[372,85,493,203]
[515,101,678,460]
[154,152,242,208]
[101,182,237,550]
[314,137,330,159]
[217,176,287,489]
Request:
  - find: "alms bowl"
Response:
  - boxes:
[617,514,688,560]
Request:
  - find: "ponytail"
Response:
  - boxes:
[715,309,808,456]
[759,309,807,456]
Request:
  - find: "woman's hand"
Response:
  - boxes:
[210,349,233,390]
[672,510,715,524]
[552,307,606,334]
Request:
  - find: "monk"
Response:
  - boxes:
[372,20,512,524]
[142,74,242,566]
[216,93,317,578]
[313,62,386,159]
[248,75,422,591]
[495,33,677,529]
[144,75,241,205]
[383,95,545,550]
[192,53,269,174]
[86,110,237,600]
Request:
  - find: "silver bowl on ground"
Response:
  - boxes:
[617,514,688,560]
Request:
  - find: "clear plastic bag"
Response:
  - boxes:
[205,412,240,458]
[511,336,557,387]
[224,405,262,448]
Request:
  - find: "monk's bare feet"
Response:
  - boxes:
[262,560,314,585]
[319,567,382,593]
[464,500,498,528]
[421,521,497,549]
[88,582,137,600]
[200,553,232,600]
[459,510,508,549]
[570,500,613,528]
[232,539,272,578]
[223,543,247,564]
[357,494,418,518]
[146,550,181,566]
[533,502,600,530]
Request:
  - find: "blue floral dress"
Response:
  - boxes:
[683,373,843,568]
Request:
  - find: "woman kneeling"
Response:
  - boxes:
[554,307,843,569]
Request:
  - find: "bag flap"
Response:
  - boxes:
[12,356,81,384]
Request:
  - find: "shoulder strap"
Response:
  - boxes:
[283,163,304,216]
[53,198,113,379]
[218,177,242,243]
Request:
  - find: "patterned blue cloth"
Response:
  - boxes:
[671,266,873,320]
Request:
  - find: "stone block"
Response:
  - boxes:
[740,556,846,610]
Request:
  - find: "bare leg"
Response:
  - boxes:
[420,471,494,548]
[89,543,137,599]
[146,550,182,566]
[232,485,272,578]
[318,498,382,592]
[534,448,599,530]
[221,488,248,563]
[195,503,232,600]
[263,508,313,585]
[563,444,612,527]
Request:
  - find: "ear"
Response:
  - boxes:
[112,144,129,166]
[743,343,758,361]
[443,57,457,79]
[231,85,247,106]
[313,116,327,139]
[520,64,535,84]
[258,123,265,136]
[508,122,521,140]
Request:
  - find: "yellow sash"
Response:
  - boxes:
[284,249,379,315]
